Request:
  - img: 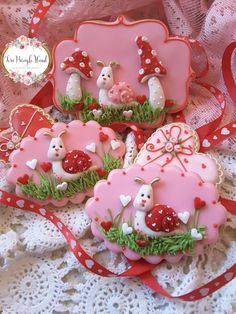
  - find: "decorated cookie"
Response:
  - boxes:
[135,123,223,184]
[0,104,54,163]
[51,16,193,130]
[86,164,226,264]
[7,119,125,206]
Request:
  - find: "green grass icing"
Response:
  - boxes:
[19,154,121,201]
[58,91,165,124]
[102,225,206,256]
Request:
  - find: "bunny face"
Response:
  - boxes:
[133,184,154,212]
[47,137,67,161]
[96,66,114,90]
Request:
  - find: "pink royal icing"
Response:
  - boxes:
[7,120,125,206]
[135,123,222,184]
[86,164,226,264]
[52,16,192,114]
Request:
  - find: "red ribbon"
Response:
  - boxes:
[222,42,236,103]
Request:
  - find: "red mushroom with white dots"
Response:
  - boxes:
[60,49,93,102]
[135,36,166,110]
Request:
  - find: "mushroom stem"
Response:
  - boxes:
[148,76,165,110]
[66,73,82,101]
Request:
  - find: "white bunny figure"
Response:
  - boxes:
[44,130,94,182]
[96,61,136,109]
[133,177,180,237]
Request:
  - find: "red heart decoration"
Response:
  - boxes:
[100,221,112,231]
[194,197,206,209]
[136,95,147,105]
[40,162,52,172]
[96,168,107,177]
[99,132,109,142]
[17,174,29,185]
[0,104,54,163]
[135,239,149,247]
[201,163,207,169]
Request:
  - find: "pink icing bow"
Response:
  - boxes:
[145,125,194,171]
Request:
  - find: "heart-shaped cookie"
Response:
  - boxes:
[0,104,54,163]
[135,123,223,185]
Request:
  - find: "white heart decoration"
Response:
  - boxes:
[16,200,25,208]
[120,194,132,207]
[39,208,46,216]
[38,10,43,13]
[78,251,82,257]
[7,197,11,202]
[224,272,233,282]
[85,259,94,269]
[98,269,103,274]
[213,135,218,140]
[56,182,68,191]
[33,17,40,24]
[221,127,230,135]
[221,101,225,109]
[111,140,121,150]
[123,110,133,119]
[199,288,209,296]
[202,139,211,148]
[190,228,203,240]
[92,109,102,118]
[86,142,96,153]
[177,211,190,224]
[26,158,38,170]
[71,239,76,249]
[122,222,133,235]
[42,0,50,7]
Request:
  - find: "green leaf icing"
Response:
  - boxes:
[58,94,79,111]
[102,225,206,256]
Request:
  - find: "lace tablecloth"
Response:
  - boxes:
[0,1,236,313]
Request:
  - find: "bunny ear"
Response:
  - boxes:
[109,61,119,68]
[97,60,105,67]
[134,176,146,184]
[150,177,160,186]
[58,130,66,138]
[43,131,53,137]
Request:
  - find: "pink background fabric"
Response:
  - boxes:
[0,0,235,150]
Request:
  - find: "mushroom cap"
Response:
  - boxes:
[135,36,167,83]
[145,204,180,233]
[60,49,93,79]
[62,150,92,174]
